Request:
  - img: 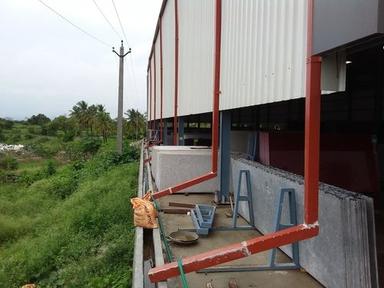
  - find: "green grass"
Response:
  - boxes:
[0,144,139,288]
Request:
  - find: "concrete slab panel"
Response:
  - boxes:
[231,156,378,288]
[151,146,218,193]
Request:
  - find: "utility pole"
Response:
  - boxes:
[113,40,131,154]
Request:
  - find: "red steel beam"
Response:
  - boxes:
[173,0,179,145]
[304,56,321,224]
[152,172,216,199]
[149,64,152,131]
[160,17,164,144]
[149,224,319,282]
[151,0,222,200]
[154,46,157,133]
[149,0,322,282]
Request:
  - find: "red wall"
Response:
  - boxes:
[259,132,380,195]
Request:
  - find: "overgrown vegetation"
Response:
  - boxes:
[0,102,144,287]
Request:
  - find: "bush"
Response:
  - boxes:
[81,137,102,155]
[0,154,18,170]
[45,160,56,176]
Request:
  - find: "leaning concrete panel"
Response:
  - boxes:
[151,146,218,193]
[231,156,378,288]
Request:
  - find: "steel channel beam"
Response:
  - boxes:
[219,111,231,202]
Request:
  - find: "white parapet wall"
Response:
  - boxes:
[231,155,378,288]
[151,146,218,193]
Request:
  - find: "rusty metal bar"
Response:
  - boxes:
[152,172,216,199]
[149,224,319,282]
[160,16,164,144]
[151,0,221,199]
[173,0,179,145]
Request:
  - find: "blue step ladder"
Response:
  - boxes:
[197,187,301,274]
[268,188,300,269]
[232,170,255,228]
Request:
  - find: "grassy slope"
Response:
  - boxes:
[0,145,138,288]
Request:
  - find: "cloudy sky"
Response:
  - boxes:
[0,0,162,120]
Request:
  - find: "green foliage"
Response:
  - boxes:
[27,114,51,126]
[0,143,139,287]
[0,153,18,170]
[45,160,56,176]
[81,137,102,155]
[0,118,14,129]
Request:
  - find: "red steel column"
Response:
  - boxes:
[149,64,152,132]
[149,0,322,281]
[304,0,321,224]
[211,0,222,173]
[154,48,157,133]
[151,0,222,199]
[160,18,164,143]
[173,0,179,145]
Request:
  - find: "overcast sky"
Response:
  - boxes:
[0,0,162,120]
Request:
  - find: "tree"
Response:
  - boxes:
[125,109,146,140]
[70,101,90,133]
[27,114,50,126]
[95,105,113,142]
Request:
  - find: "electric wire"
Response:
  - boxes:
[91,0,122,41]
[36,0,111,48]
[110,0,139,98]
[111,0,129,44]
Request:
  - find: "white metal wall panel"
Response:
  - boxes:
[155,37,161,120]
[162,0,176,119]
[220,0,308,110]
[178,0,215,117]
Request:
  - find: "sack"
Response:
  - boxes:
[131,192,158,229]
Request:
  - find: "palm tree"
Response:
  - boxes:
[125,109,146,140]
[95,105,112,142]
[70,101,90,133]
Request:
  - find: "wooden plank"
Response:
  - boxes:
[169,202,195,208]
[161,208,191,214]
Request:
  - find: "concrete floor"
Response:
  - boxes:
[158,194,323,288]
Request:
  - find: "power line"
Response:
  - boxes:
[36,0,111,48]
[91,0,122,41]
[111,0,128,44]
[110,0,138,97]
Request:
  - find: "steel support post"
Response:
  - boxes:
[163,119,168,145]
[219,110,231,202]
[178,116,185,145]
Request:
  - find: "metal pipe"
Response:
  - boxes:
[151,0,221,199]
[149,0,322,282]
[173,0,179,145]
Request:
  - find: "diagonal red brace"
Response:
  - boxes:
[152,172,216,199]
[149,224,319,282]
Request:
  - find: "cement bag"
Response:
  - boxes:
[131,192,158,229]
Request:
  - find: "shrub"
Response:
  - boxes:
[81,137,101,155]
[45,160,56,176]
[0,154,18,170]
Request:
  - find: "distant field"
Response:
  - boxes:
[0,136,139,287]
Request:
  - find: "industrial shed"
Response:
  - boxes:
[137,0,384,287]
